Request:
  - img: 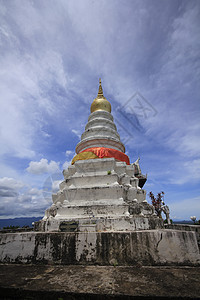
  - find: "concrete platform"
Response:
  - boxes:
[0,264,200,299]
[0,230,199,266]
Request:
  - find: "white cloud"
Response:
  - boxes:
[0,177,25,191]
[0,187,50,217]
[0,50,68,158]
[0,177,51,217]
[63,160,71,170]
[52,180,62,193]
[28,188,42,196]
[169,158,200,185]
[65,150,74,157]
[26,159,60,175]
[0,0,69,159]
[72,129,81,139]
[170,196,200,221]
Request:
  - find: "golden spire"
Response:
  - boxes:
[91,79,111,113]
[97,78,104,97]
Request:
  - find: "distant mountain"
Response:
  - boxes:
[173,220,193,224]
[0,217,42,229]
[0,218,195,229]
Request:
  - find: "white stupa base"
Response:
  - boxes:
[36,158,162,232]
[39,215,163,232]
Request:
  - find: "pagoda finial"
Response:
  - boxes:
[97,78,104,97]
[90,78,111,113]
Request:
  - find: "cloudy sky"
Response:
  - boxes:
[0,0,199,220]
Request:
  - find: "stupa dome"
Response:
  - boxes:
[90,79,111,113]
[75,79,125,155]
[73,79,129,164]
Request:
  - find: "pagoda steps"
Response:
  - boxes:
[62,173,119,189]
[63,185,124,202]
[55,203,129,219]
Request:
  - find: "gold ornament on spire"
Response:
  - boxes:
[97,78,104,97]
[91,78,111,113]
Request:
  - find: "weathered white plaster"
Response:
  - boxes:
[0,230,199,265]
[41,158,157,232]
[0,233,35,263]
[76,231,97,262]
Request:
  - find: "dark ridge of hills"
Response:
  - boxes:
[0,217,194,229]
[0,217,42,229]
[173,220,193,224]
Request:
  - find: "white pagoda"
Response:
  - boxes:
[39,79,162,232]
[1,80,199,268]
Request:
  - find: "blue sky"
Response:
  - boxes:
[0,0,199,220]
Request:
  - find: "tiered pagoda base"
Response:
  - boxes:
[35,158,162,232]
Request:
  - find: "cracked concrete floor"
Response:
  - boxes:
[0,264,200,299]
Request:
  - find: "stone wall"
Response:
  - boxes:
[0,229,199,266]
[165,224,200,248]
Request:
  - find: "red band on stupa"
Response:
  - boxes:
[80,147,130,165]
